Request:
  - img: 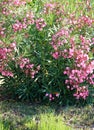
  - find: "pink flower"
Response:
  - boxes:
[52,52,59,59]
[2,71,13,77]
[35,18,46,31]
[45,93,49,96]
[25,64,34,69]
[56,93,59,97]
[10,42,16,50]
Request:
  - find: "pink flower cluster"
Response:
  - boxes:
[0,0,11,7]
[18,58,40,78]
[13,20,24,32]
[12,12,34,32]
[64,60,94,89]
[68,15,94,29]
[0,27,5,37]
[45,93,59,101]
[51,28,69,59]
[35,18,46,31]
[0,41,40,79]
[63,39,94,99]
[0,42,16,77]
[52,52,59,59]
[43,2,65,24]
[0,48,8,60]
[9,42,16,50]
[44,3,57,14]
[2,7,10,16]
[77,16,93,27]
[51,29,69,48]
[0,0,30,14]
[73,86,89,100]
[88,74,94,85]
[1,70,13,77]
[13,0,30,6]
[44,2,64,16]
[51,27,94,99]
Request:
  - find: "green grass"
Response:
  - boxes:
[0,101,73,130]
[25,113,73,130]
[0,101,94,130]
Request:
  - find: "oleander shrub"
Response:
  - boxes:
[0,0,94,105]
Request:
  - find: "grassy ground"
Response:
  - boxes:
[0,100,94,130]
[0,101,72,130]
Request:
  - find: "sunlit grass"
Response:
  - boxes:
[0,119,10,130]
[25,113,73,130]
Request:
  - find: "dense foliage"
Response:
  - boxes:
[0,0,94,105]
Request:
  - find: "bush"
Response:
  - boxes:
[0,0,94,105]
